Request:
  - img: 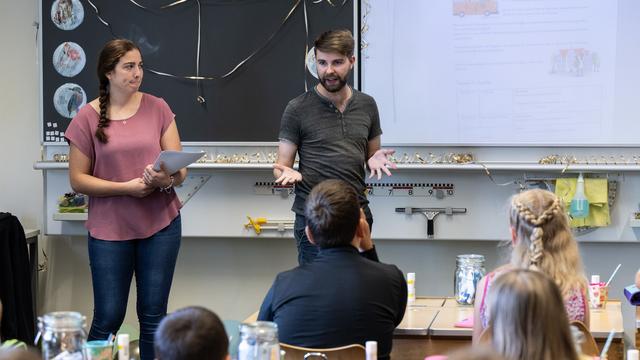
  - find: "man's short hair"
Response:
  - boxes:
[314,29,355,57]
[154,306,228,360]
[304,179,360,248]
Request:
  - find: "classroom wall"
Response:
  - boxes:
[4,0,640,350]
[0,0,42,228]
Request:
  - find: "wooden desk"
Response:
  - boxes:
[422,301,474,357]
[395,298,447,337]
[392,298,624,360]
[393,299,443,360]
[590,301,624,360]
[429,302,474,338]
[442,298,464,307]
[412,297,446,307]
[396,307,439,336]
[244,311,258,323]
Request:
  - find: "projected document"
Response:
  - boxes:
[363,0,620,145]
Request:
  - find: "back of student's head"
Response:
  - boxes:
[304,179,360,248]
[446,345,506,360]
[508,188,586,295]
[0,348,42,360]
[488,269,578,360]
[154,306,228,360]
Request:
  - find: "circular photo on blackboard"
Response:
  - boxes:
[53,83,86,118]
[51,0,84,31]
[306,47,318,79]
[53,42,86,77]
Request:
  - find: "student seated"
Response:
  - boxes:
[154,306,229,360]
[425,345,506,360]
[436,345,505,360]
[447,346,506,360]
[0,348,41,360]
[258,179,407,360]
[473,189,589,341]
[486,269,586,360]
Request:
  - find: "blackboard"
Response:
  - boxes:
[42,0,357,143]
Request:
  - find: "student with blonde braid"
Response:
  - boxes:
[473,189,589,342]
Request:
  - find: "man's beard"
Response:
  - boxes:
[319,74,348,93]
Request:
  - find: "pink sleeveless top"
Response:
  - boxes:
[478,270,588,329]
[65,93,181,240]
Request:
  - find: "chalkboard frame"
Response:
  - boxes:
[41,0,360,145]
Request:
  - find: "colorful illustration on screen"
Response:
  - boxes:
[453,0,499,17]
[550,48,600,77]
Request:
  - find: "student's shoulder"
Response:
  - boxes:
[270,266,313,294]
[492,264,513,276]
[274,265,308,283]
[363,259,406,281]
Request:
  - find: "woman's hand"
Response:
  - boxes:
[125,178,155,198]
[143,163,172,188]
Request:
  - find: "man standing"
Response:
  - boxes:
[274,29,395,265]
[258,180,407,360]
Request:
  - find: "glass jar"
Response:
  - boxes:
[237,321,280,360]
[37,311,87,360]
[454,254,486,305]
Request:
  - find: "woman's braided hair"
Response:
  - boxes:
[513,196,561,270]
[509,189,587,297]
[95,39,140,143]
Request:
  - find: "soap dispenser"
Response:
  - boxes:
[569,173,589,219]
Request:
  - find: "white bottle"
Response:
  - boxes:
[570,173,589,218]
[628,349,639,360]
[589,275,602,308]
[365,341,377,360]
[117,334,130,360]
[407,273,416,305]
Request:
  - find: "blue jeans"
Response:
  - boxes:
[294,207,373,265]
[87,215,181,360]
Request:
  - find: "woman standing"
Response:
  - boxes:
[65,39,185,360]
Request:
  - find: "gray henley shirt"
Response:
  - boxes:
[278,86,382,215]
